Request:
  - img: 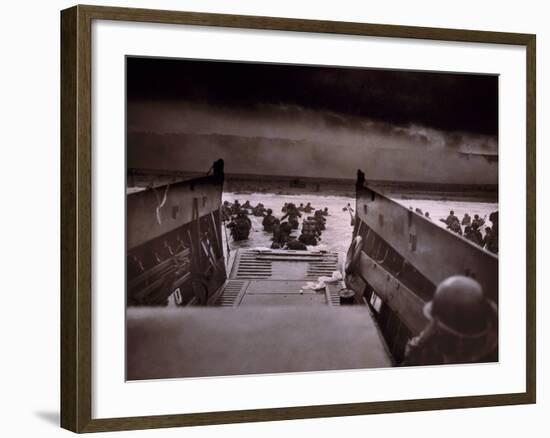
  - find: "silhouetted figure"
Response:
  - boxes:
[222,201,232,221]
[449,220,462,236]
[461,213,471,226]
[232,200,241,215]
[484,211,498,254]
[401,276,498,366]
[472,214,485,228]
[262,209,277,232]
[468,223,484,246]
[281,203,301,230]
[252,203,266,216]
[285,237,307,250]
[441,210,458,227]
[303,202,314,213]
[299,229,319,246]
[227,213,251,241]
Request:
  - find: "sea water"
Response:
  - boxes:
[221,192,498,265]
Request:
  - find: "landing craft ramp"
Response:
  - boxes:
[127,248,393,380]
[127,306,393,380]
[212,248,343,306]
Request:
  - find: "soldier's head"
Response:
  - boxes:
[421,276,498,363]
[267,209,273,215]
[425,276,495,339]
[450,210,455,215]
[474,214,480,219]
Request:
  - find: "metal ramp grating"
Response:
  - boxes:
[327,283,342,306]
[216,280,247,307]
[229,249,341,282]
[307,253,339,279]
[221,249,345,307]
[234,250,273,279]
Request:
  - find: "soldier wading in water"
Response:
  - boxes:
[262,209,277,232]
[281,203,302,230]
[227,212,252,242]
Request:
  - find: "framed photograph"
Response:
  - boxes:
[60,4,536,433]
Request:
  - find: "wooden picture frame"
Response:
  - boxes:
[61,4,536,433]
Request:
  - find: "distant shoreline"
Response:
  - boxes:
[127,168,498,203]
[227,188,497,203]
[225,177,497,203]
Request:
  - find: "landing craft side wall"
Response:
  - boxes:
[127,176,223,250]
[355,184,498,303]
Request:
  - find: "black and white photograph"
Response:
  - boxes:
[125,57,499,380]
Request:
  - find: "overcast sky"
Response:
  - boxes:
[126,57,498,184]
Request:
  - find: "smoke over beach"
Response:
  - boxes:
[127,57,498,185]
[128,102,497,184]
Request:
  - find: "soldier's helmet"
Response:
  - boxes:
[424,276,496,338]
[267,209,273,214]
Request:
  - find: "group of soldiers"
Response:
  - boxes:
[439,210,499,254]
[222,199,330,249]
[222,200,253,241]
